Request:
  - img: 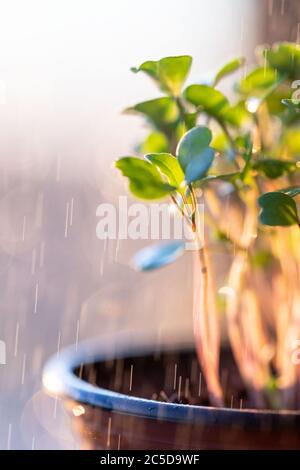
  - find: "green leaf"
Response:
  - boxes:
[131,55,192,96]
[125,97,178,131]
[214,57,245,85]
[185,148,215,183]
[138,132,169,154]
[201,172,241,185]
[132,241,185,271]
[184,84,245,126]
[280,187,300,198]
[258,191,299,226]
[238,67,278,95]
[221,101,250,126]
[158,56,192,96]
[184,84,229,118]
[131,60,157,78]
[254,158,297,179]
[115,157,175,200]
[264,42,300,79]
[176,126,212,170]
[145,153,184,187]
[184,112,198,130]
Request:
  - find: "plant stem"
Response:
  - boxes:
[217,120,240,171]
[191,188,224,406]
[224,190,270,407]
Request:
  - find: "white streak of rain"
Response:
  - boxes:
[69,198,74,226]
[14,322,19,357]
[106,417,112,449]
[114,238,120,262]
[57,330,61,358]
[129,364,133,392]
[64,202,69,238]
[173,363,177,390]
[198,372,202,397]
[34,283,39,313]
[178,375,182,401]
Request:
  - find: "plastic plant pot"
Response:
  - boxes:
[43,332,300,450]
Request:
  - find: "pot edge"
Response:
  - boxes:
[42,331,300,428]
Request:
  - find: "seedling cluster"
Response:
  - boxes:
[116,43,300,409]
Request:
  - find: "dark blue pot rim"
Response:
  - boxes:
[43,332,300,429]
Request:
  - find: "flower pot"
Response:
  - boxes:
[43,332,300,450]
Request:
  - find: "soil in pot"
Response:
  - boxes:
[77,349,246,408]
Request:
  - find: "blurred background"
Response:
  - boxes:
[0,0,299,449]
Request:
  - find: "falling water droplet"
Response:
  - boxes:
[107,417,112,449]
[69,198,74,226]
[64,202,69,238]
[14,322,19,357]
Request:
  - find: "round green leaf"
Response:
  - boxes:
[145,153,184,187]
[185,148,215,184]
[258,191,299,226]
[184,84,229,118]
[128,180,174,200]
[125,97,178,131]
[115,157,175,200]
[176,126,212,170]
[158,55,192,96]
[131,55,192,96]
